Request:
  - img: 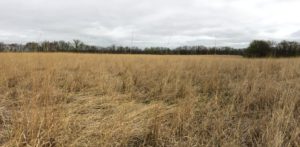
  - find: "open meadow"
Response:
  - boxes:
[0,53,300,147]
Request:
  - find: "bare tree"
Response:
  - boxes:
[73,40,83,50]
[0,42,5,52]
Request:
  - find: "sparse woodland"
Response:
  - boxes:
[1,40,300,57]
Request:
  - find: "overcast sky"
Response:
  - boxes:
[0,0,300,48]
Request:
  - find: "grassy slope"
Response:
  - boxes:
[0,53,299,146]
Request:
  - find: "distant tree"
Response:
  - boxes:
[58,41,71,51]
[73,40,84,50]
[276,41,299,57]
[0,42,5,52]
[41,41,50,51]
[50,41,60,52]
[245,40,272,57]
[25,42,39,52]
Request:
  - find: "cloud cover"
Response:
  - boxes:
[0,0,300,48]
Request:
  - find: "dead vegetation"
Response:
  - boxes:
[0,53,299,147]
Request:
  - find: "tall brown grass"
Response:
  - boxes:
[0,53,299,147]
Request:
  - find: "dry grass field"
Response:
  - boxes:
[0,53,300,147]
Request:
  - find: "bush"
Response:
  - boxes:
[275,41,299,57]
[245,40,272,57]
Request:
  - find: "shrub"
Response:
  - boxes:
[245,40,272,57]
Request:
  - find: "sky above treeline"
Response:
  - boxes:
[0,0,300,48]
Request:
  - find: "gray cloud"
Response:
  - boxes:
[291,30,300,38]
[1,0,300,48]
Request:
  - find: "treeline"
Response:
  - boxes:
[0,40,242,55]
[245,40,300,57]
[1,39,300,57]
